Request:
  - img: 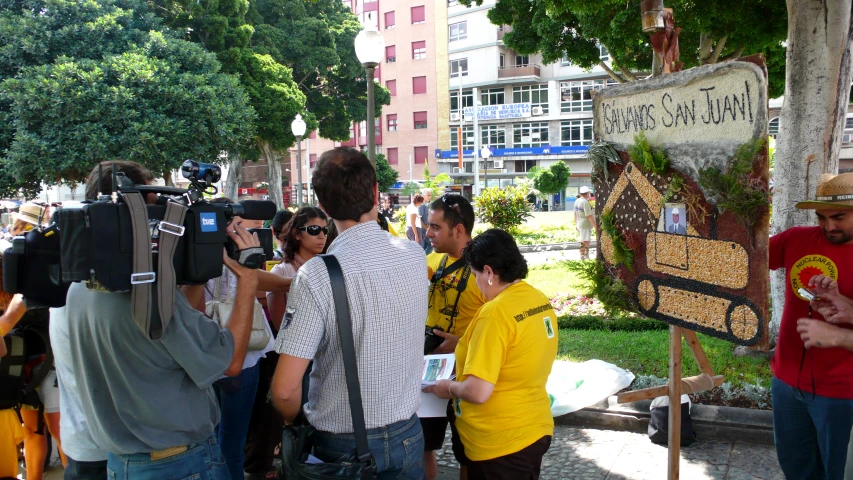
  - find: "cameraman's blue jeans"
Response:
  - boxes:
[106,434,228,479]
[214,361,260,480]
[772,377,853,479]
[312,414,425,480]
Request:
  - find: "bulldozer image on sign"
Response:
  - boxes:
[599,163,761,345]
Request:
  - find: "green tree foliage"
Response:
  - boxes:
[458,0,787,98]
[375,153,398,192]
[0,0,255,196]
[474,185,532,233]
[533,161,571,195]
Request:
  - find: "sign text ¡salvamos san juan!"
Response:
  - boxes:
[593,64,766,145]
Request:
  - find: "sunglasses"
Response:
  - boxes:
[298,225,329,236]
[441,194,463,215]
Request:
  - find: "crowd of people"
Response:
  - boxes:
[4,150,853,480]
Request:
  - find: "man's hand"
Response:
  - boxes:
[431,329,460,354]
[797,318,847,349]
[223,223,260,287]
[808,274,853,324]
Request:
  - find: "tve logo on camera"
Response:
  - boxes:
[200,212,218,232]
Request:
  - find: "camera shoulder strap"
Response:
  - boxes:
[124,191,157,338]
[154,201,187,339]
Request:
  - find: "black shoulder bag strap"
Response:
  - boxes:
[320,255,372,465]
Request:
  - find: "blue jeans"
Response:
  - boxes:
[106,434,229,480]
[772,377,853,479]
[214,361,260,480]
[312,414,425,480]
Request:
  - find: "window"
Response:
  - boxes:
[561,56,571,67]
[845,116,853,129]
[386,148,399,165]
[414,146,428,165]
[512,84,549,114]
[309,153,318,167]
[385,11,395,29]
[412,41,426,59]
[451,125,475,150]
[513,122,549,148]
[387,114,398,131]
[560,80,604,113]
[449,21,467,41]
[561,120,594,146]
[499,54,505,68]
[386,45,396,63]
[450,89,473,114]
[386,79,396,96]
[515,55,529,67]
[448,0,459,5]
[450,58,468,78]
[481,125,506,149]
[412,76,427,94]
[599,44,610,62]
[481,88,505,106]
[411,6,425,24]
[769,117,780,138]
[414,111,428,129]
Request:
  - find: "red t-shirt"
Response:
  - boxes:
[770,226,853,399]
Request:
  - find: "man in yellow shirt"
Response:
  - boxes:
[422,194,485,480]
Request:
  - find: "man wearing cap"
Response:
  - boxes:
[574,187,596,260]
[769,172,853,479]
[667,208,686,234]
[6,203,46,239]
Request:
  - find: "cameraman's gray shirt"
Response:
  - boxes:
[63,282,234,455]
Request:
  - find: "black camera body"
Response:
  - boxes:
[424,326,445,355]
[3,160,276,308]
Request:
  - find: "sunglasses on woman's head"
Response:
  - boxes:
[298,225,329,236]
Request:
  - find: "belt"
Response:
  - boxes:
[150,445,188,461]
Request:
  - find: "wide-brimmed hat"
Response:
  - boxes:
[796,173,853,210]
[13,203,46,226]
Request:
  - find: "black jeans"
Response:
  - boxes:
[65,458,108,480]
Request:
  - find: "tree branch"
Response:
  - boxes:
[707,36,729,64]
[618,64,639,81]
[599,61,627,83]
[720,45,746,62]
[698,33,714,64]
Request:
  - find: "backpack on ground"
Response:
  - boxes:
[647,394,697,447]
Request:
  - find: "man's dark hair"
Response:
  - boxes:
[85,161,155,201]
[430,194,475,235]
[312,147,376,221]
[463,228,528,282]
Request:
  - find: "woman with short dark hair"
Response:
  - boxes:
[424,228,558,480]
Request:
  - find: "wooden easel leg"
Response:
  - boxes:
[668,325,683,480]
[683,329,715,376]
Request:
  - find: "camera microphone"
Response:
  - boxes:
[228,200,277,220]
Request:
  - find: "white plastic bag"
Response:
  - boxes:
[546,359,635,417]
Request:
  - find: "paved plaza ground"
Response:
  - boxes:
[435,425,783,480]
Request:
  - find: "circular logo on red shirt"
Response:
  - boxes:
[789,254,838,300]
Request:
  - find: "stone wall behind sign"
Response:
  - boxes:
[591,59,770,348]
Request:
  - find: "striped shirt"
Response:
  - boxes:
[275,221,428,433]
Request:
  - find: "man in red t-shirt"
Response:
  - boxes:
[769,172,853,479]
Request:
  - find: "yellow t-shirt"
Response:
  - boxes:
[426,252,486,338]
[453,281,558,461]
[0,408,23,478]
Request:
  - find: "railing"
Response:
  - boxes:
[498,64,541,78]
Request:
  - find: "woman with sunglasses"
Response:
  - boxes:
[267,206,328,330]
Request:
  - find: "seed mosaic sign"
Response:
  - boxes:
[591,60,770,347]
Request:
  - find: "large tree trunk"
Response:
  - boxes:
[770,0,853,339]
[224,153,243,201]
[261,141,284,210]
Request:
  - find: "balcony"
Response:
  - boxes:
[498,64,541,79]
[497,25,512,42]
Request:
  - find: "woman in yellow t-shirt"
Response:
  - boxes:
[425,228,558,480]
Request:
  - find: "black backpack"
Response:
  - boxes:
[0,309,53,433]
[648,398,697,447]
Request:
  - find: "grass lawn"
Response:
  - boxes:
[556,329,772,387]
[524,260,773,387]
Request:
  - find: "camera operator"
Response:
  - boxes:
[58,160,263,479]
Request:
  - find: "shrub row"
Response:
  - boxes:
[557,315,669,332]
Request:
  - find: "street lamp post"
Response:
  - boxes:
[480,146,491,191]
[354,17,385,166]
[291,114,307,207]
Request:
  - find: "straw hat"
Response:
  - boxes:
[13,203,46,226]
[796,173,853,210]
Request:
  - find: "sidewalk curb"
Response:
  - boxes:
[554,397,774,445]
[518,241,598,253]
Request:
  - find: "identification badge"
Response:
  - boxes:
[544,316,555,338]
